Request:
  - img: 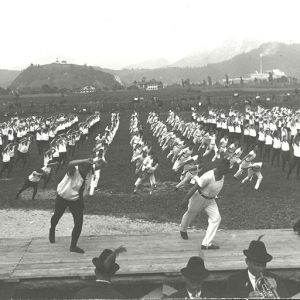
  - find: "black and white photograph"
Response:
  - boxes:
[1,0,300,299]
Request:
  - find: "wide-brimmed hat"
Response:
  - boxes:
[92,249,120,274]
[181,257,210,280]
[243,235,273,263]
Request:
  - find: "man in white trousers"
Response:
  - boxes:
[179,158,230,250]
[89,157,107,197]
[241,162,263,190]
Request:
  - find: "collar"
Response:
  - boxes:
[248,269,256,282]
[187,289,201,299]
[96,279,110,284]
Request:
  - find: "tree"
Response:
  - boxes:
[268,72,273,83]
[42,84,52,93]
[207,76,212,86]
[280,76,288,83]
[203,80,207,86]
[225,74,229,85]
[240,77,244,85]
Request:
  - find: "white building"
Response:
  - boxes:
[77,86,97,93]
[137,79,163,90]
[250,69,286,80]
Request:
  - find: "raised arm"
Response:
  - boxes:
[68,158,93,176]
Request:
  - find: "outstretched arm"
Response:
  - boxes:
[68,158,93,176]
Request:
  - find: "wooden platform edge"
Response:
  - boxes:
[6,269,300,290]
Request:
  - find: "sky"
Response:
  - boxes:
[1,0,299,70]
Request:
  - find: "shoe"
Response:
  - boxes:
[293,225,300,237]
[180,231,188,240]
[70,246,85,254]
[49,228,55,243]
[174,187,179,192]
[132,191,137,195]
[201,244,220,250]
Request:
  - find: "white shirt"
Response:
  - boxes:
[194,170,224,198]
[293,144,300,157]
[265,135,273,145]
[2,153,10,162]
[281,141,290,151]
[57,166,93,201]
[273,138,281,149]
[258,132,265,142]
[28,171,42,182]
[249,128,256,137]
[248,269,256,291]
[187,289,202,299]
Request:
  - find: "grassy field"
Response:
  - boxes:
[1,103,300,231]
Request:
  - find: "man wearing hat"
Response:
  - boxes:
[167,256,217,299]
[74,246,126,299]
[225,236,289,298]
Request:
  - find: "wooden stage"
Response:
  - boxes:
[1,229,300,289]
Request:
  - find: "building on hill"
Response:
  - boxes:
[75,86,97,93]
[137,79,163,90]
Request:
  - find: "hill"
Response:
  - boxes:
[99,42,300,84]
[0,69,21,88]
[9,63,122,91]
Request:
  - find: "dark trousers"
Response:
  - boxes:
[68,145,76,157]
[42,170,52,189]
[50,195,83,248]
[246,136,256,152]
[271,148,281,166]
[263,145,272,162]
[56,152,68,173]
[243,135,249,145]
[0,162,11,177]
[257,140,265,157]
[16,179,38,200]
[287,156,300,179]
[234,132,241,142]
[282,150,291,172]
[14,151,28,167]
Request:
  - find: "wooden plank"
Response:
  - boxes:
[2,230,300,284]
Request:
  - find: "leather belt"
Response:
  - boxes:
[199,192,215,200]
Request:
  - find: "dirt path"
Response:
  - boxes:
[0,208,185,239]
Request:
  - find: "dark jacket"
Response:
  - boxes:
[168,287,218,299]
[225,269,289,298]
[74,281,125,299]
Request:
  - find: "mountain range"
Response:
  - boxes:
[1,42,300,89]
[100,42,300,84]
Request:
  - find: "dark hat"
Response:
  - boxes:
[180,257,210,280]
[243,235,273,263]
[92,249,120,274]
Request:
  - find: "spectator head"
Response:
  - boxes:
[92,247,126,281]
[180,257,210,296]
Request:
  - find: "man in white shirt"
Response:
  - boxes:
[179,159,230,249]
[15,170,46,200]
[49,158,101,254]
[271,133,281,167]
[281,135,290,172]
